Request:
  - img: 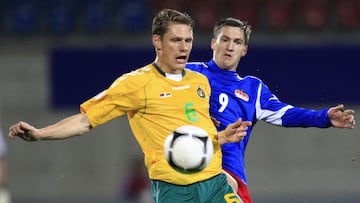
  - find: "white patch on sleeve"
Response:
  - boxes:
[255,83,293,125]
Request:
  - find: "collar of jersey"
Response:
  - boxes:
[152,63,186,77]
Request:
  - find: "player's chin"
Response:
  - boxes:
[175,58,188,65]
[174,62,187,70]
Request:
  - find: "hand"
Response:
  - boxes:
[328,104,356,129]
[8,121,40,142]
[210,116,221,127]
[217,118,252,145]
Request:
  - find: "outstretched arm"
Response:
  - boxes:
[328,104,356,129]
[217,118,252,145]
[281,104,356,129]
[8,113,92,141]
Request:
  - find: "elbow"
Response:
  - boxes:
[78,125,92,136]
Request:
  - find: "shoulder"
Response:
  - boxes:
[184,68,209,80]
[186,62,209,72]
[115,64,155,82]
[235,75,270,91]
[242,75,265,84]
[110,64,155,89]
[122,64,155,80]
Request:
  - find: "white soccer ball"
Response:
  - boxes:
[164,125,214,173]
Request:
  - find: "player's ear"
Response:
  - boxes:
[210,38,216,51]
[241,46,248,57]
[153,35,162,51]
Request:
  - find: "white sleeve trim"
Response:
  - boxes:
[255,84,293,125]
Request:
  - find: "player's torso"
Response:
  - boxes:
[187,62,260,183]
[190,63,258,129]
[128,66,223,184]
[131,67,216,144]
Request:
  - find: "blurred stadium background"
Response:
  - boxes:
[0,0,360,36]
[1,0,360,202]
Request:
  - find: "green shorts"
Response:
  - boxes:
[150,173,243,203]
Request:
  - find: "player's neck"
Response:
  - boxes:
[165,72,183,81]
[153,62,185,81]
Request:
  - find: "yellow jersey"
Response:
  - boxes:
[80,63,222,185]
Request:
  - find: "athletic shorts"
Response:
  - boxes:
[150,173,243,203]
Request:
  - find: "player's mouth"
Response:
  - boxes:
[176,55,187,63]
[224,53,232,59]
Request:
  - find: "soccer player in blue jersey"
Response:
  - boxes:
[186,18,356,203]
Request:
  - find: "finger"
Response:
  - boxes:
[15,122,29,134]
[344,121,355,128]
[243,121,252,127]
[344,115,355,128]
[211,117,221,127]
[239,125,248,131]
[236,130,247,137]
[9,130,20,139]
[335,104,345,111]
[343,115,355,124]
[344,109,355,116]
[9,125,21,138]
[8,131,15,139]
[348,115,355,121]
[228,118,242,131]
[237,132,246,141]
[238,121,252,131]
[19,121,33,131]
[348,115,355,126]
[9,122,31,138]
[234,118,243,127]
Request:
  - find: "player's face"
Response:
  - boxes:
[211,26,247,71]
[153,24,193,74]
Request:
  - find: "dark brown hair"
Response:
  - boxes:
[213,18,252,45]
[152,9,194,38]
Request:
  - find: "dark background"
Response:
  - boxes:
[50,44,360,109]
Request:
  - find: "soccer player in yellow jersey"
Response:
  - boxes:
[8,9,252,203]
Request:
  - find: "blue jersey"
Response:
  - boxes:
[187,60,332,184]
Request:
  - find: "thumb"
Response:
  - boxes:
[19,121,34,131]
[234,118,243,127]
[331,104,344,113]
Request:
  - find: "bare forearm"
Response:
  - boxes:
[38,113,91,140]
[9,113,92,141]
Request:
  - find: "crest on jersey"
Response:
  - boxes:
[197,87,206,98]
[234,89,249,102]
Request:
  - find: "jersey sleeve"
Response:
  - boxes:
[281,107,332,128]
[80,69,148,127]
[186,62,206,73]
[256,80,332,128]
[255,81,293,125]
